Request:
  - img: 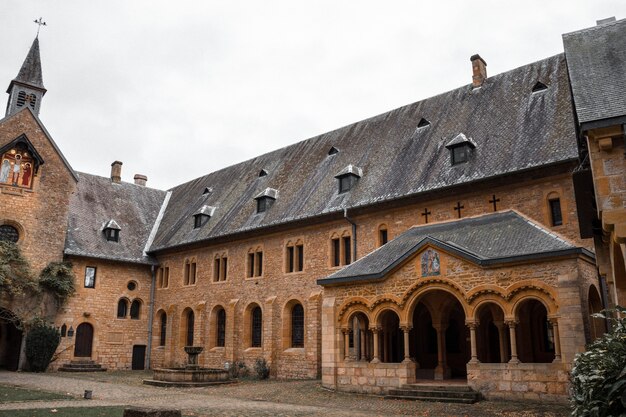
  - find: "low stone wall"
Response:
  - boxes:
[335,361,417,394]
[467,362,570,401]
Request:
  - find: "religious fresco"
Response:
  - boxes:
[0,144,35,189]
[421,248,440,277]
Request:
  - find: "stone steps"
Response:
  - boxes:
[385,383,481,404]
[59,360,107,372]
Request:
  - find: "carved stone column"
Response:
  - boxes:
[370,328,380,363]
[494,320,507,363]
[468,322,479,364]
[506,320,520,364]
[401,326,413,363]
[359,330,367,361]
[550,318,562,363]
[433,325,449,379]
[342,329,350,361]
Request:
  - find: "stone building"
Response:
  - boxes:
[0,18,623,399]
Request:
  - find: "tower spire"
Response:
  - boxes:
[5,35,47,117]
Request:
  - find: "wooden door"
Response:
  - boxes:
[74,323,93,357]
[131,345,146,370]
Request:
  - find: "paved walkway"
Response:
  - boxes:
[0,371,571,416]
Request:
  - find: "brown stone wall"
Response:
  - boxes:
[0,109,76,272]
[152,171,591,380]
[53,257,153,370]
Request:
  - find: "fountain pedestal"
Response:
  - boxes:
[143,346,233,387]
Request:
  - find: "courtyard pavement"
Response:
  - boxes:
[0,370,571,416]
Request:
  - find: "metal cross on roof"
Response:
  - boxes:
[33,17,47,37]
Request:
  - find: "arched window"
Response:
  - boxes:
[216,308,226,347]
[0,225,19,243]
[159,312,167,346]
[186,309,195,346]
[60,324,67,337]
[117,299,128,318]
[251,306,262,347]
[130,300,141,319]
[291,304,304,348]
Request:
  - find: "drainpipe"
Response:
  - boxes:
[146,265,156,369]
[343,208,357,262]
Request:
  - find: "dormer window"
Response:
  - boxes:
[202,187,212,195]
[328,146,339,156]
[193,205,215,229]
[335,165,362,194]
[254,188,278,213]
[532,81,548,93]
[103,219,121,242]
[445,133,476,166]
[259,169,268,177]
[417,118,430,128]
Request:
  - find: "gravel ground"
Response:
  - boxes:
[0,370,571,417]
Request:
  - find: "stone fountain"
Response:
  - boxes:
[143,346,233,387]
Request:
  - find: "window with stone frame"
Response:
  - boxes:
[84,266,96,288]
[285,240,304,273]
[291,303,304,348]
[216,308,226,347]
[378,224,389,246]
[251,306,263,347]
[247,248,263,278]
[117,298,129,318]
[331,232,352,267]
[0,224,19,243]
[159,312,167,346]
[157,266,170,288]
[130,299,141,319]
[549,198,563,226]
[213,253,228,282]
[183,259,197,285]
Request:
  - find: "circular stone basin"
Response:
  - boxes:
[184,346,204,355]
[143,367,233,387]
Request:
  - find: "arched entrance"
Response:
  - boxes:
[74,323,94,358]
[588,286,605,341]
[0,309,22,371]
[476,303,510,363]
[409,290,469,379]
[516,299,554,363]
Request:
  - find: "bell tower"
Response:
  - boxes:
[5,36,47,117]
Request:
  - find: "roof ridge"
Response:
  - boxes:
[562,17,626,38]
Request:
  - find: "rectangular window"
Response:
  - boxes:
[214,258,221,282]
[248,253,255,278]
[157,267,163,288]
[287,246,295,273]
[452,146,469,165]
[163,267,169,288]
[296,244,304,272]
[256,252,263,276]
[221,257,228,281]
[332,238,340,267]
[84,267,96,288]
[257,198,267,213]
[184,262,190,285]
[343,236,351,265]
[379,229,388,246]
[549,199,563,226]
[190,262,196,285]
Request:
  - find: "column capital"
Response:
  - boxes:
[341,327,350,335]
[505,320,518,327]
[400,325,412,332]
[369,326,381,333]
[466,320,479,329]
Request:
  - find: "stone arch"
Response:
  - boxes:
[588,285,605,341]
[474,301,509,363]
[346,310,370,361]
[404,280,469,326]
[130,298,142,320]
[337,297,370,326]
[371,300,403,327]
[243,302,263,348]
[208,304,226,349]
[510,290,557,318]
[117,297,130,319]
[74,322,94,358]
[282,298,305,349]
[180,307,195,347]
[377,309,403,363]
[513,298,555,363]
[469,294,510,320]
[155,309,167,347]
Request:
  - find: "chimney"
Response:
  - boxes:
[134,174,147,186]
[470,54,487,88]
[110,161,122,183]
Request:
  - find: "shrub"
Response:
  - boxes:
[228,360,249,379]
[254,357,270,380]
[25,322,61,372]
[39,261,76,304]
[570,306,626,416]
[0,241,38,297]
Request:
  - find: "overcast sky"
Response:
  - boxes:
[0,1,623,190]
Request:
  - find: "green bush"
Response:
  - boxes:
[570,306,626,416]
[0,241,38,297]
[39,261,76,304]
[25,323,60,372]
[228,360,249,379]
[254,357,270,380]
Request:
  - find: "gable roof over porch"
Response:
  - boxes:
[317,211,593,286]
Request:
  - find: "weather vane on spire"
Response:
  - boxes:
[33,17,47,37]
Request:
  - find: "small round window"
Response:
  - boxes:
[127,281,137,291]
[0,225,19,243]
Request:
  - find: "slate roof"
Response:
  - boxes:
[8,37,45,92]
[65,173,169,264]
[563,18,626,126]
[318,211,591,285]
[150,54,578,252]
